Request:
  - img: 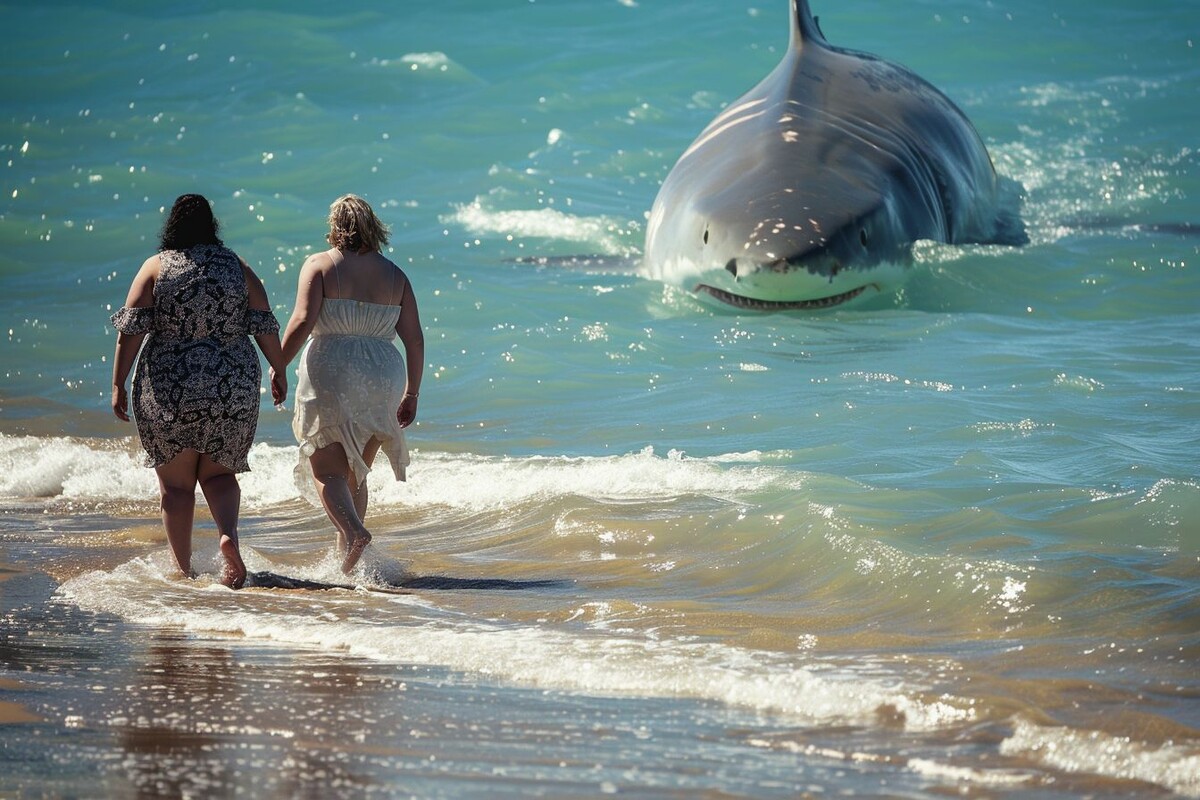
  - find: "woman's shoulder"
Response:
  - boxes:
[376,255,409,300]
[301,249,337,274]
[372,252,405,277]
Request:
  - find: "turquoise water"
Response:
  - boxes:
[2,1,1198,796]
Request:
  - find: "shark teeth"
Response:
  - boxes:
[693,283,871,311]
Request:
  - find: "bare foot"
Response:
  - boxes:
[341,530,372,575]
[219,534,247,589]
[171,556,197,581]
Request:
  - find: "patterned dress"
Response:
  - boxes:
[111,244,280,472]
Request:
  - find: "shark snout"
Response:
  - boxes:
[727,256,842,283]
[725,257,793,281]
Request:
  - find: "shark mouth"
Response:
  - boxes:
[694,283,874,311]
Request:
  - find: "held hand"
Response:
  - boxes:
[397,393,418,428]
[112,384,130,422]
[269,367,288,406]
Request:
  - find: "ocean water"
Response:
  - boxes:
[2,0,1198,796]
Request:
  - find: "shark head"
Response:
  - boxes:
[642,0,1019,312]
[644,98,927,310]
[681,161,919,310]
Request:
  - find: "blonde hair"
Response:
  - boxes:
[325,194,391,252]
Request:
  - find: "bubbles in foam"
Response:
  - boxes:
[370,446,806,514]
[2,434,804,522]
[446,199,636,257]
[1001,719,1200,797]
[0,433,155,501]
[57,555,974,734]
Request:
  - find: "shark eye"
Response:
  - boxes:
[859,229,869,247]
[703,226,709,245]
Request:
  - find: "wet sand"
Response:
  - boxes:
[1,555,859,798]
[0,694,42,725]
[2,499,1195,798]
[0,563,41,724]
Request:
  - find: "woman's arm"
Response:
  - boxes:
[395,274,425,428]
[112,332,145,421]
[279,254,328,365]
[111,256,159,421]
[242,259,288,405]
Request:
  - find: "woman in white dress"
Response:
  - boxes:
[276,195,424,573]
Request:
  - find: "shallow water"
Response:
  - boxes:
[2,0,1198,796]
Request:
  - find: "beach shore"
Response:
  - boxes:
[1,561,43,725]
[3,540,855,799]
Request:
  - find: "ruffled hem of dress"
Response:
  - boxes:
[111,305,155,335]
[246,308,280,336]
[292,423,408,507]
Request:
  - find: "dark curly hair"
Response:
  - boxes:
[159,193,223,251]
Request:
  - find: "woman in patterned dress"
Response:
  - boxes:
[111,194,288,588]
[275,195,424,575]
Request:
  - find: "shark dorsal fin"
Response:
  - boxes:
[791,0,827,47]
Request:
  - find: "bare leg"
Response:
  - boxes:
[155,450,201,578]
[354,437,382,522]
[308,443,372,574]
[198,456,245,589]
[352,477,369,522]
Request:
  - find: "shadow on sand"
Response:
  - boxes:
[248,571,568,594]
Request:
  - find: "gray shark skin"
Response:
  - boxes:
[643,0,1027,311]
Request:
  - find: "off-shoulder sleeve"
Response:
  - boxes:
[110,306,155,335]
[246,308,280,336]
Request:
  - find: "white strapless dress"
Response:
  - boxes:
[292,297,409,498]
